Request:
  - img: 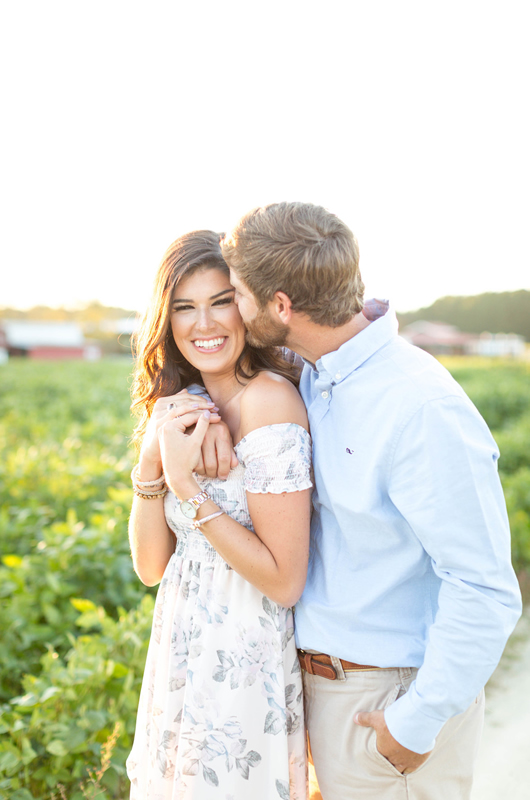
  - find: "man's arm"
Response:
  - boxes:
[362,395,521,763]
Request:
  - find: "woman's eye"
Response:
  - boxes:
[173,305,193,312]
[213,297,233,307]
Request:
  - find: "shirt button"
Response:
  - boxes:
[335,372,341,380]
[321,390,329,399]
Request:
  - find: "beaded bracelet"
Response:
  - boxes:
[133,487,168,500]
[131,464,167,499]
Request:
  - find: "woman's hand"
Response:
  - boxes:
[158,410,213,498]
[138,392,219,477]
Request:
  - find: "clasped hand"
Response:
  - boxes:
[139,391,238,483]
[158,408,214,495]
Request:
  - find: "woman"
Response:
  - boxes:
[126,230,312,800]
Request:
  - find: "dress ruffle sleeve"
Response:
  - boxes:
[235,423,313,495]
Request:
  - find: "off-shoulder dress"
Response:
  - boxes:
[127,423,312,800]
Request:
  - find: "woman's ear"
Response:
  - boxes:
[272,291,293,324]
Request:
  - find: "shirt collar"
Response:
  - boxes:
[314,305,398,382]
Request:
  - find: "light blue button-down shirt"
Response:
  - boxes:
[295,307,522,753]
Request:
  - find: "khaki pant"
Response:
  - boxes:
[303,664,485,800]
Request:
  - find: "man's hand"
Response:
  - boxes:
[355,710,432,774]
[194,419,238,480]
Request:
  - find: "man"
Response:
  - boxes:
[219,201,522,799]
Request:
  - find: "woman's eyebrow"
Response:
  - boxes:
[173,288,235,304]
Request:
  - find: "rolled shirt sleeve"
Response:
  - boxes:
[385,395,522,753]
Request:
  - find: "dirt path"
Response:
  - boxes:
[471,606,530,799]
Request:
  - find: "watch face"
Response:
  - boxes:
[180,501,197,519]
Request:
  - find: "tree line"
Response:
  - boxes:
[397,290,530,341]
[2,290,530,342]
[0,300,136,325]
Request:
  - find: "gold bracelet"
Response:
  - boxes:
[133,488,168,499]
[133,485,167,496]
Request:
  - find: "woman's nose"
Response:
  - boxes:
[195,307,215,331]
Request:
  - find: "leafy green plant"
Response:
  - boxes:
[0,596,154,800]
[0,492,150,701]
[0,360,134,558]
[501,468,530,573]
[495,417,530,475]
[0,359,154,798]
[440,357,530,430]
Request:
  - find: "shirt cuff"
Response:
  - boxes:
[187,384,210,399]
[384,683,445,754]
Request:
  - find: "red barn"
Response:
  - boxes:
[0,321,100,360]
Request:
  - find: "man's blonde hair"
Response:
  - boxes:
[222,202,364,327]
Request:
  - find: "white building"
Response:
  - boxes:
[0,321,101,360]
[467,332,526,358]
[400,321,527,359]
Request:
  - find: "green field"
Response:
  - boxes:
[1,357,529,799]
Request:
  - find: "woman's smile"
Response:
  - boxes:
[192,336,228,352]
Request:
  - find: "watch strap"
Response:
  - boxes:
[187,490,210,510]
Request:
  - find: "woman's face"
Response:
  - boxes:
[170,267,246,378]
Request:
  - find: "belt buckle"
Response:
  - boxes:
[298,651,315,675]
[299,651,338,680]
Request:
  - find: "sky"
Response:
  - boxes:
[1,0,529,314]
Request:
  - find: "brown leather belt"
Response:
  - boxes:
[298,650,381,680]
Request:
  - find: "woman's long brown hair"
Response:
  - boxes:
[131,230,299,450]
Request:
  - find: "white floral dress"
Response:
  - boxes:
[127,423,312,800]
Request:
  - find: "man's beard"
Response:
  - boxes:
[245,305,288,348]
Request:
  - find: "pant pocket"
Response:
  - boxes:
[368,727,406,779]
[366,682,409,778]
[382,681,406,709]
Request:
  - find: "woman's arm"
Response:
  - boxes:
[129,495,175,587]
[159,375,312,606]
[129,391,220,586]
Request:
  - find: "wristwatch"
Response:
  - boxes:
[179,490,210,519]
